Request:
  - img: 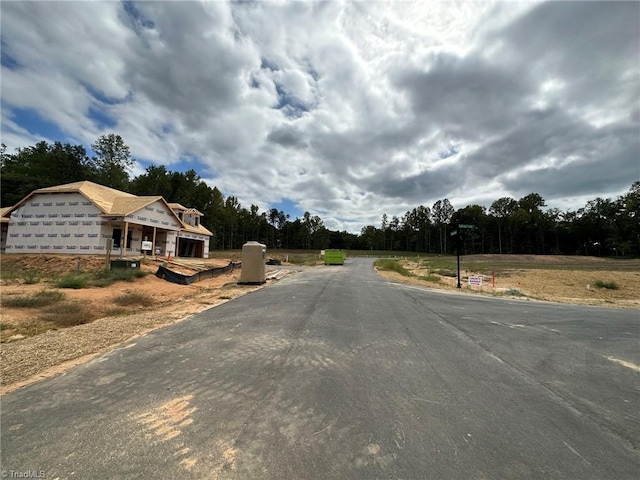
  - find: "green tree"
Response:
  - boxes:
[432,199,454,253]
[91,133,134,191]
[360,225,379,250]
[129,165,172,197]
[489,197,518,254]
[1,141,94,206]
[517,193,547,254]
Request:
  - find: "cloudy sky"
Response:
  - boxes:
[1,1,638,232]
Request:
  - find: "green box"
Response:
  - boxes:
[110,259,141,269]
[324,249,346,265]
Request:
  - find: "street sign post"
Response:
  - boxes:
[455,223,475,288]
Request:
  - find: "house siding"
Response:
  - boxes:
[130,201,182,231]
[5,193,104,254]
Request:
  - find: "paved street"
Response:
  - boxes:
[1,258,638,479]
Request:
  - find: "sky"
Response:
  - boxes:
[1,0,639,233]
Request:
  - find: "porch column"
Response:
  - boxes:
[121,221,129,259]
[152,227,157,257]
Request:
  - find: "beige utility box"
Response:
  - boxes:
[239,241,266,284]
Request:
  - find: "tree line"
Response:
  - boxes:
[2,136,638,256]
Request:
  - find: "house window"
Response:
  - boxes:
[195,217,199,226]
[112,228,133,248]
[112,228,121,248]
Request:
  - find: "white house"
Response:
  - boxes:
[1,181,212,258]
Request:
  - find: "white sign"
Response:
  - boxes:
[468,275,483,286]
[141,241,153,251]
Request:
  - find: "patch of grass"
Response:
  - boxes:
[13,319,52,337]
[0,260,25,281]
[3,289,66,308]
[40,302,93,327]
[594,280,619,290]
[505,288,526,297]
[418,274,441,283]
[219,295,232,300]
[53,268,148,288]
[374,259,413,276]
[431,268,457,278]
[113,291,155,307]
[23,271,41,284]
[55,274,89,289]
[0,323,10,331]
[93,268,147,286]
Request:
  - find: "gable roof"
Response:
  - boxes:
[168,203,204,216]
[110,196,164,217]
[33,181,137,214]
[0,206,12,224]
[181,224,213,237]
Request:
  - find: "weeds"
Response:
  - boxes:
[93,268,147,286]
[40,302,92,327]
[594,280,619,290]
[0,323,9,331]
[3,289,66,308]
[23,271,41,284]
[504,288,526,297]
[114,291,155,307]
[55,274,89,289]
[14,319,51,337]
[374,259,413,276]
[54,268,147,288]
[418,274,441,283]
[431,268,457,278]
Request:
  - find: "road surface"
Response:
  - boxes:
[1,258,639,479]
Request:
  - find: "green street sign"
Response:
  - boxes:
[459,224,474,229]
[450,230,458,236]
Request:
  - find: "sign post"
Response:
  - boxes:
[451,223,475,288]
[450,228,462,288]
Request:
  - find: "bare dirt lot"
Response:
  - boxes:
[376,254,640,309]
[1,254,638,394]
[0,255,271,393]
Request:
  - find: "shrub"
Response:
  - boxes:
[594,280,619,290]
[3,290,66,308]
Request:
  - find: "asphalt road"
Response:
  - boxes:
[1,258,638,479]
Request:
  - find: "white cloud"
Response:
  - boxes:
[1,0,638,232]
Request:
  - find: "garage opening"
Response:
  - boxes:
[178,239,203,258]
